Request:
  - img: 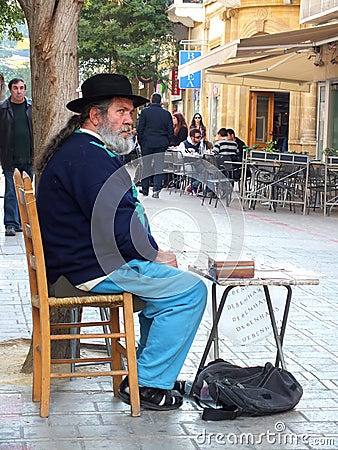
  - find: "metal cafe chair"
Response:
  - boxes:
[171,150,188,194]
[163,150,175,191]
[308,161,338,215]
[200,154,234,207]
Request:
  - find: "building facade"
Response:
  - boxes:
[168,0,338,157]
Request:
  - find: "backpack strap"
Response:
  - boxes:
[201,406,240,421]
[193,394,242,421]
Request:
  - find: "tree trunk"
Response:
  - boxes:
[19,0,83,153]
[18,0,84,372]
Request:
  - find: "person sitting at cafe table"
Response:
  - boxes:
[170,112,188,147]
[177,128,205,194]
[212,127,240,160]
[189,113,207,143]
[212,128,241,185]
[226,128,246,181]
[177,127,204,155]
[226,128,246,162]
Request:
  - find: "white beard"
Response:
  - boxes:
[96,121,134,155]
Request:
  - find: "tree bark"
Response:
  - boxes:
[19,0,83,153]
[18,0,84,373]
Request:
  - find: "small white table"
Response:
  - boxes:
[190,265,319,371]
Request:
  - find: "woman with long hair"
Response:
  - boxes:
[170,111,188,146]
[189,113,206,142]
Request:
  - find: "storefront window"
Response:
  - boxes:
[317,83,326,156]
[208,83,219,141]
[318,80,338,157]
[329,82,338,150]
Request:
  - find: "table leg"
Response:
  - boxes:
[263,285,292,369]
[211,282,219,360]
[190,285,235,396]
[276,286,292,367]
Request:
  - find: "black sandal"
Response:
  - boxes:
[118,377,183,411]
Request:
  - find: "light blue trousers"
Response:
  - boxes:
[90,259,207,389]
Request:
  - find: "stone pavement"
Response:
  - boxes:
[0,175,338,449]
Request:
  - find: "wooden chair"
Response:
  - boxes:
[13,169,140,418]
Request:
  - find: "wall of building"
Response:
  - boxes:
[178,0,322,155]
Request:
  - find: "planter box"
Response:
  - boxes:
[328,156,338,166]
[248,150,309,165]
[293,154,309,164]
[280,154,293,162]
[250,151,278,162]
[266,153,278,160]
[250,151,266,160]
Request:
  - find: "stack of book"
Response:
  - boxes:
[208,257,255,279]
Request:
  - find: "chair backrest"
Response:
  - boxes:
[163,151,174,173]
[214,154,233,173]
[203,154,217,167]
[13,169,49,307]
[172,150,186,174]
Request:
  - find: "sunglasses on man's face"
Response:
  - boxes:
[194,135,201,139]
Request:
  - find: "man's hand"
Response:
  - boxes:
[155,248,178,268]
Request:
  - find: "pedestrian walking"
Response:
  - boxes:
[137,93,174,198]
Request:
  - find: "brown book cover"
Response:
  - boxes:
[208,258,255,279]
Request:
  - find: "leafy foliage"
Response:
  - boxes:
[0,0,25,40]
[323,147,337,156]
[78,0,177,85]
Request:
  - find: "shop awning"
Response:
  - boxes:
[178,22,338,92]
[204,52,319,92]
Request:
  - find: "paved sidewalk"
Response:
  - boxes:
[0,176,337,449]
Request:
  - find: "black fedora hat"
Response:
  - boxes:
[66,73,149,113]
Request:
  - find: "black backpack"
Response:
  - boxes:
[192,359,303,421]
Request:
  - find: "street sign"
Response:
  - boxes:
[179,51,201,89]
[171,68,180,96]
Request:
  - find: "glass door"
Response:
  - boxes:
[249,92,274,148]
[249,92,290,151]
[329,82,338,150]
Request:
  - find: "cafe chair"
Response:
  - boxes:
[171,150,188,194]
[13,169,140,418]
[272,164,307,213]
[201,154,234,207]
[162,150,175,190]
[307,162,332,213]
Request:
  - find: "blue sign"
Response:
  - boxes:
[179,51,201,89]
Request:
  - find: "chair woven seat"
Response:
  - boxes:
[31,293,125,309]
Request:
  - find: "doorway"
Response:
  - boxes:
[249,92,290,151]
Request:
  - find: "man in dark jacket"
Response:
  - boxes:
[0,78,33,236]
[226,128,247,181]
[227,128,246,162]
[35,73,207,410]
[137,93,174,198]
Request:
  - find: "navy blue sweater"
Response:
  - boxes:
[36,131,158,285]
